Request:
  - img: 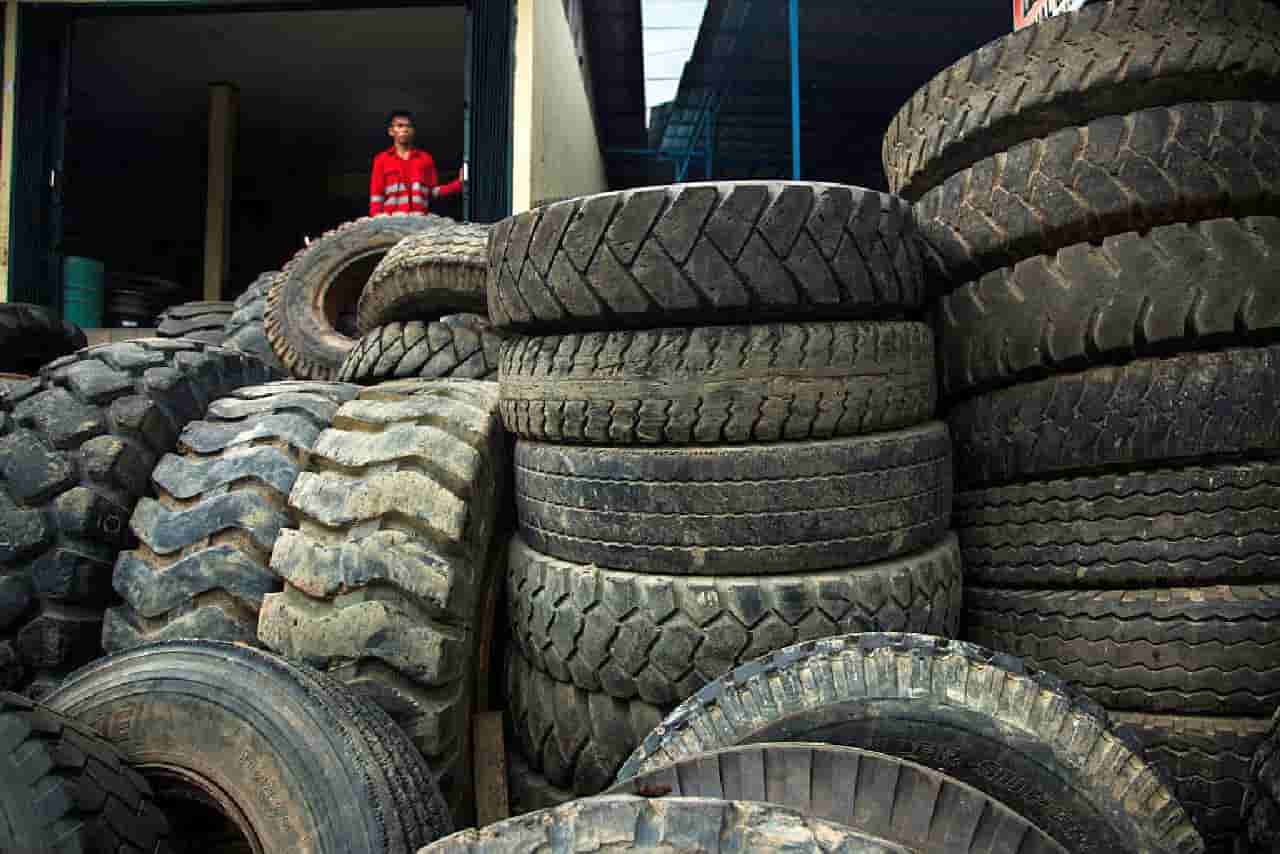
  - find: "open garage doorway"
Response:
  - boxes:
[48,4,467,312]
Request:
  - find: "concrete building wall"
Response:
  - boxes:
[512,0,607,213]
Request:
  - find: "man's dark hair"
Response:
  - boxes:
[386,109,414,126]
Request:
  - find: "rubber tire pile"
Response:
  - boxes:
[881,1,1280,851]
[487,180,966,809]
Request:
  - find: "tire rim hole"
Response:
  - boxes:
[144,765,263,854]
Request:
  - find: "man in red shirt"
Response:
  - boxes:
[369,110,464,216]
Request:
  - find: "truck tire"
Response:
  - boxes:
[508,533,961,705]
[0,691,171,853]
[607,743,1061,854]
[964,584,1280,715]
[883,0,1280,199]
[425,795,907,854]
[499,321,936,445]
[949,344,1280,487]
[506,648,665,796]
[917,101,1280,284]
[0,340,277,692]
[337,315,502,384]
[222,272,285,374]
[505,749,573,815]
[103,381,358,652]
[44,640,451,853]
[1113,711,1269,854]
[356,223,490,334]
[515,423,952,574]
[618,633,1203,854]
[939,218,1280,398]
[265,214,451,379]
[156,301,235,345]
[257,379,506,820]
[487,183,925,333]
[955,461,1280,588]
[0,303,86,375]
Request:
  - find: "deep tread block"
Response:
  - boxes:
[222,272,286,373]
[356,223,490,333]
[339,315,502,385]
[156,300,235,345]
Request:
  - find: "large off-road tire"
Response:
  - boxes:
[619,633,1203,854]
[882,0,1280,199]
[917,101,1280,284]
[337,315,502,384]
[45,640,451,853]
[607,743,1062,854]
[508,533,961,706]
[0,340,277,693]
[506,648,663,797]
[955,462,1280,588]
[964,584,1280,715]
[505,749,573,815]
[102,381,358,653]
[222,272,285,374]
[156,301,235,345]
[1113,711,1269,854]
[0,691,172,853]
[257,379,506,821]
[425,795,907,853]
[265,214,451,380]
[1245,707,1280,849]
[486,183,925,333]
[356,222,490,334]
[515,423,952,574]
[498,321,936,445]
[949,344,1280,487]
[939,218,1280,398]
[0,303,86,375]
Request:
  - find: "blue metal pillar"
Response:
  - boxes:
[788,0,801,180]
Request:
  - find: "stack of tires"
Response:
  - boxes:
[486,182,962,809]
[882,2,1280,850]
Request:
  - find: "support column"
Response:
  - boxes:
[788,0,801,180]
[202,82,236,301]
[0,0,20,301]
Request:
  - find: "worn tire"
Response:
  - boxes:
[917,101,1280,284]
[508,533,961,706]
[505,648,664,796]
[425,795,907,853]
[486,183,925,333]
[1112,711,1269,854]
[356,223,490,334]
[1245,707,1280,850]
[607,743,1062,854]
[619,633,1204,854]
[45,640,451,853]
[222,271,286,374]
[949,345,1280,487]
[337,315,502,384]
[883,0,1280,199]
[505,749,573,815]
[0,303,87,375]
[939,218,1280,398]
[515,422,952,574]
[0,340,277,691]
[965,584,1280,715]
[265,214,451,379]
[101,381,358,653]
[257,379,506,820]
[0,691,171,853]
[155,301,235,345]
[956,462,1280,589]
[498,321,935,445]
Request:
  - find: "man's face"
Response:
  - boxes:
[388,116,415,146]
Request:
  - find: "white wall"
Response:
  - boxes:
[512,0,608,213]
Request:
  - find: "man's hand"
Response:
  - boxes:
[432,170,467,199]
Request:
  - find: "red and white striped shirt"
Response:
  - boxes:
[369,146,461,216]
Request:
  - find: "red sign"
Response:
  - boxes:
[1013,0,1088,30]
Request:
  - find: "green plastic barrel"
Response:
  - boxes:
[63,256,105,329]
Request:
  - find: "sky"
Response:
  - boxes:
[641,0,709,124]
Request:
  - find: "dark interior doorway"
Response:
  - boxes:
[62,5,466,305]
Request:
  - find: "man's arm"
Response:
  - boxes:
[369,154,385,217]
[426,154,463,200]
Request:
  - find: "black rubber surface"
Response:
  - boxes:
[222,272,285,374]
[357,222,490,333]
[337,315,501,384]
[0,303,87,375]
[155,301,235,345]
